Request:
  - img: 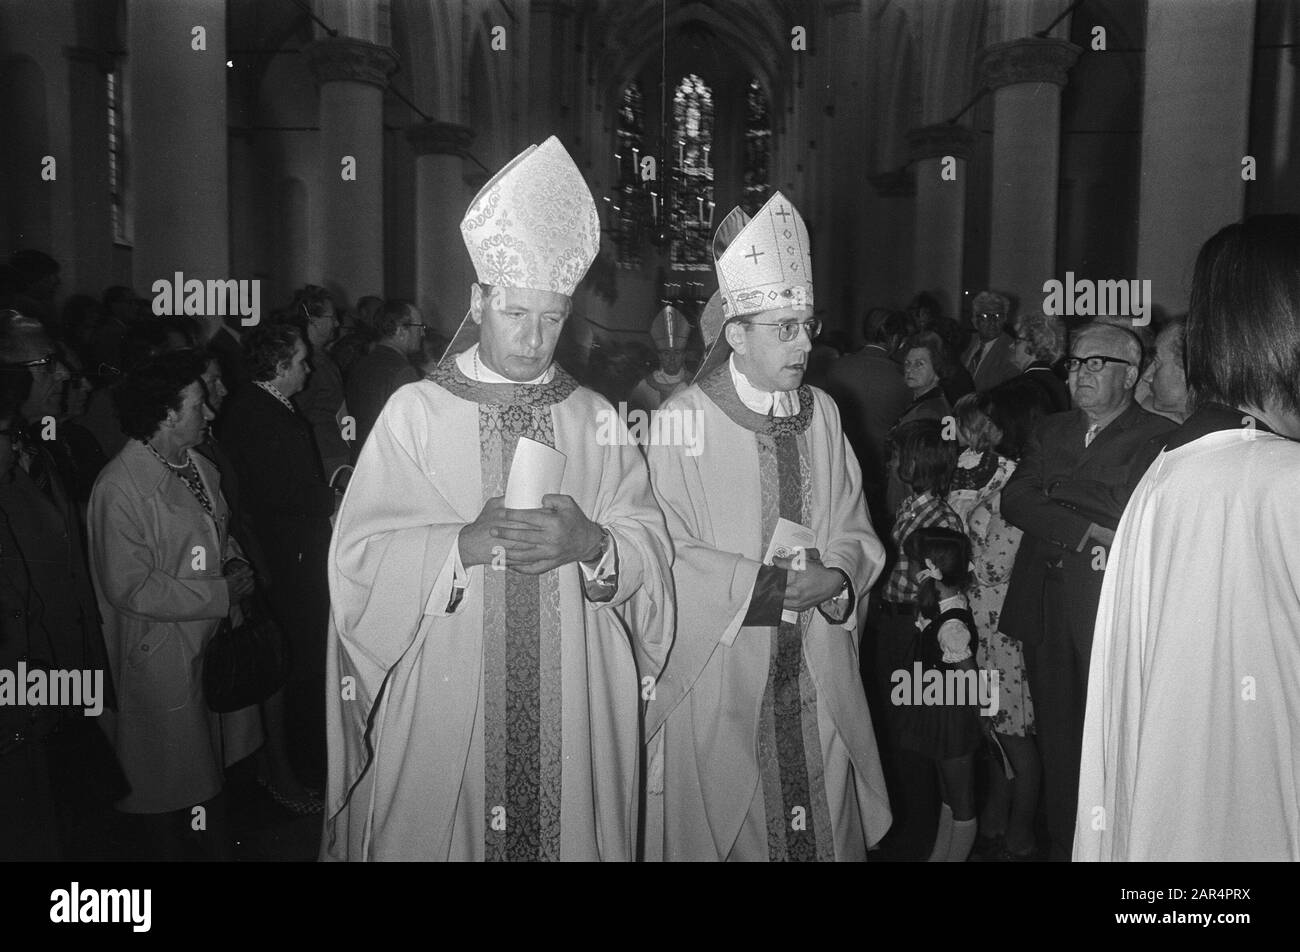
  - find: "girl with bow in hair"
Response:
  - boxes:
[896,526,983,862]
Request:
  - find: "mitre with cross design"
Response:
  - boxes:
[713,191,814,320]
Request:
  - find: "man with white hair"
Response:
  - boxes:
[962,290,1020,391]
[322,137,674,861]
[999,320,1174,861]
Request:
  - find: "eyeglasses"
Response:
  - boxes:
[399,323,428,335]
[0,353,56,370]
[975,312,1003,322]
[744,318,822,342]
[1064,355,1132,373]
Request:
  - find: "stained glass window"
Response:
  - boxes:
[613,80,647,269]
[107,69,127,243]
[669,74,714,271]
[742,78,771,217]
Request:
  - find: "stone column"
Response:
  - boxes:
[825,0,869,330]
[1137,0,1255,316]
[307,37,397,305]
[909,123,974,318]
[64,46,116,295]
[406,120,475,334]
[977,37,1079,314]
[127,0,228,301]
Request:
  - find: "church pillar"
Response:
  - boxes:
[127,0,227,304]
[307,36,397,306]
[1136,0,1255,316]
[909,123,974,318]
[825,0,869,331]
[977,37,1079,314]
[406,120,475,334]
[64,46,116,296]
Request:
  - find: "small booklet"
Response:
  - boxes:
[762,518,818,623]
[505,437,567,509]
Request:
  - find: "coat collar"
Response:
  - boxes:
[116,439,226,523]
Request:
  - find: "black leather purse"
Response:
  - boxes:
[203,591,289,713]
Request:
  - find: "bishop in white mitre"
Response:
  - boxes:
[644,194,892,861]
[321,136,674,861]
[628,306,692,414]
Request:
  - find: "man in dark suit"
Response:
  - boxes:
[220,324,337,784]
[1000,321,1175,861]
[822,308,913,531]
[343,299,423,456]
[962,290,1020,392]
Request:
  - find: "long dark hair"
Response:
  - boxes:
[904,526,972,620]
[1187,215,1300,416]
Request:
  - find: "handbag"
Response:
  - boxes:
[203,591,289,713]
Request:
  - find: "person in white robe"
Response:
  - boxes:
[628,306,691,414]
[644,194,892,861]
[321,136,674,862]
[1075,215,1300,861]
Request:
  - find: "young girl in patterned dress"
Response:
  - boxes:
[948,385,1050,861]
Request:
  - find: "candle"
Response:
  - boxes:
[707,200,715,227]
[697,197,704,222]
[651,193,658,220]
[678,140,684,166]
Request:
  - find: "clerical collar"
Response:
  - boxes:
[728,354,800,417]
[455,344,555,385]
[255,380,295,412]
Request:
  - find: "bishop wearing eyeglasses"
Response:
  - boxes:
[642,193,892,861]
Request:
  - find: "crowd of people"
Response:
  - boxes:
[1,255,450,859]
[2,139,1297,862]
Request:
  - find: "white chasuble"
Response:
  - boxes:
[1075,417,1300,862]
[645,366,892,861]
[321,362,673,861]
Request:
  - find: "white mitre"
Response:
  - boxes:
[651,305,690,352]
[714,190,814,319]
[459,135,600,296]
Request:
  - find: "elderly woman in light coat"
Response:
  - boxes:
[88,350,261,859]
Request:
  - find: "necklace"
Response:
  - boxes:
[473,347,484,381]
[143,439,191,470]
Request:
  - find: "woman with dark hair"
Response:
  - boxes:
[948,389,1042,861]
[1077,215,1300,862]
[87,350,260,859]
[884,332,955,516]
[220,323,335,796]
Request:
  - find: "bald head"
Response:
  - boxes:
[1074,323,1143,369]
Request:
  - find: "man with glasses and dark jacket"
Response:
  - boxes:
[998,320,1174,861]
[343,299,424,455]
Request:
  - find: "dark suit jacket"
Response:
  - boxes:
[208,327,250,394]
[999,401,1175,651]
[962,333,1021,392]
[822,344,912,491]
[344,342,419,455]
[1021,364,1071,413]
[218,385,334,677]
